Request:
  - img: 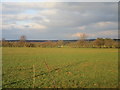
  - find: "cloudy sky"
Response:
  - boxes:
[2,2,118,40]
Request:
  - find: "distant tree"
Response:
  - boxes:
[20,35,26,42]
[2,38,8,47]
[1,35,119,48]
[77,33,88,48]
[19,35,27,47]
[113,41,119,48]
[93,38,104,48]
[47,40,53,48]
[57,40,64,48]
[26,43,35,47]
[104,38,115,48]
[79,33,88,41]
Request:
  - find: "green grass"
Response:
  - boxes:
[2,47,118,88]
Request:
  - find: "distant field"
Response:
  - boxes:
[2,47,118,88]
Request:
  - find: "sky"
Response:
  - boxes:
[1,2,119,40]
[1,0,119,2]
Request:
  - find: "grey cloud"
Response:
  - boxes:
[2,2,118,39]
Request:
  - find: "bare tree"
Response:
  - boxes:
[79,33,88,41]
[19,35,27,47]
[77,33,88,48]
[20,35,26,42]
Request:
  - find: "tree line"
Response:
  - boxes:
[1,35,120,48]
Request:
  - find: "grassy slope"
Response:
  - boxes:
[2,47,118,88]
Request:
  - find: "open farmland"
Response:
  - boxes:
[2,47,118,88]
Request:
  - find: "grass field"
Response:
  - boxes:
[2,47,118,88]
